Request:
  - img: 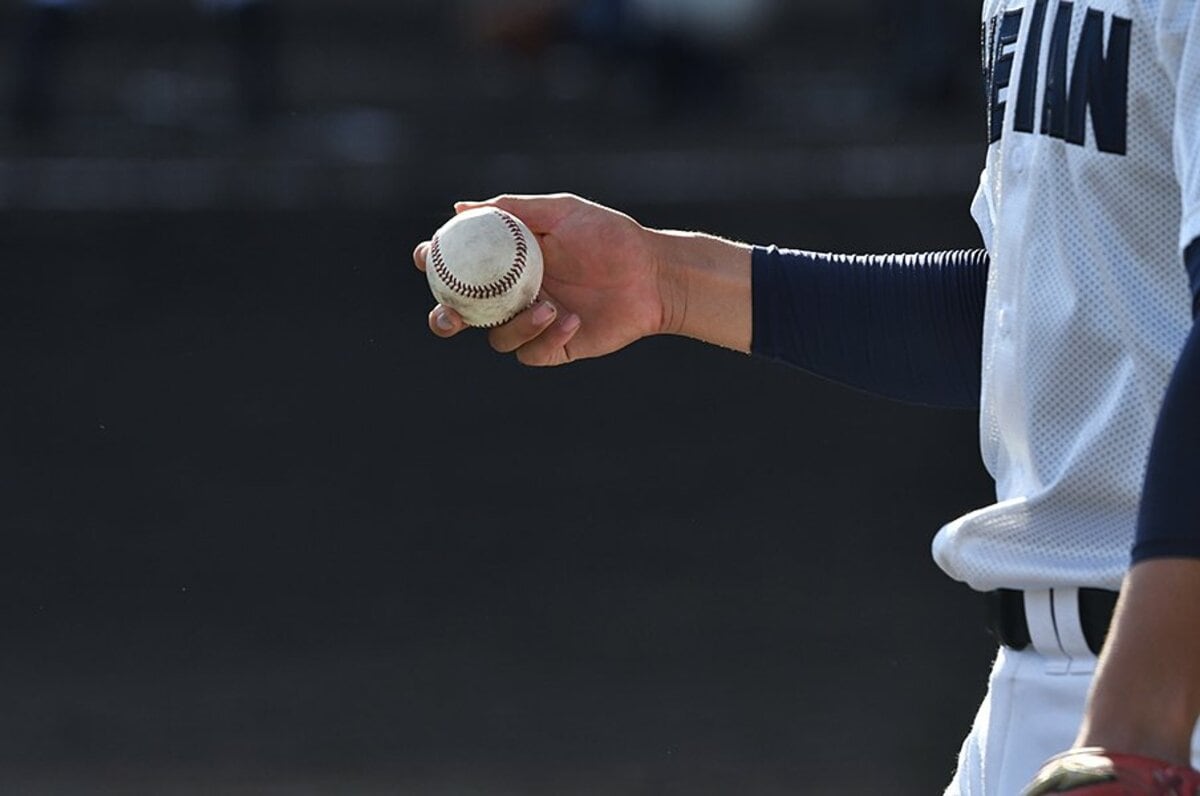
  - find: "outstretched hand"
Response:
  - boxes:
[413,193,674,367]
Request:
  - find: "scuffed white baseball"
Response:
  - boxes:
[426,207,544,328]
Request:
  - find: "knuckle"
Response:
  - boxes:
[488,331,510,353]
[517,340,564,368]
[515,339,552,367]
[488,324,526,353]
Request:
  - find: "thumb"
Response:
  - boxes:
[454,193,579,235]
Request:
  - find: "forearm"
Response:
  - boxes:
[750,246,990,408]
[1077,559,1200,764]
[649,235,992,409]
[1077,242,1200,763]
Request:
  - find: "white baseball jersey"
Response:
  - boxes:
[931,0,1200,590]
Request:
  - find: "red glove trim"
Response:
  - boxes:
[1024,748,1200,795]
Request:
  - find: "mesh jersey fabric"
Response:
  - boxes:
[931,0,1199,590]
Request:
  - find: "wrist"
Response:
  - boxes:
[1079,691,1198,765]
[647,228,753,350]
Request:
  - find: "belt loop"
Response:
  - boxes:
[1052,587,1097,673]
[1023,589,1070,673]
[985,587,1119,666]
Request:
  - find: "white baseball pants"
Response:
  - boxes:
[945,588,1200,796]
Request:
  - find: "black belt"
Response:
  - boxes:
[985,588,1119,656]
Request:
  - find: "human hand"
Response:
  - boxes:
[1022,748,1200,795]
[413,193,673,366]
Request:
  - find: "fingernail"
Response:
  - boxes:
[531,302,556,326]
[435,311,454,331]
[561,314,581,333]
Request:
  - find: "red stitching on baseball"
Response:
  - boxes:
[430,209,528,300]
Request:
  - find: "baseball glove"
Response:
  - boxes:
[1023,748,1200,795]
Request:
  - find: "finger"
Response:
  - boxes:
[454,193,580,234]
[487,299,559,353]
[428,304,465,338]
[515,312,582,367]
[413,241,430,272]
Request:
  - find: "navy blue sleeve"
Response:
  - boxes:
[750,246,989,409]
[1132,238,1200,562]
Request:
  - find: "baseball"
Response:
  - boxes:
[426,207,544,328]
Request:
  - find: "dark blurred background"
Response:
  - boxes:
[2,1,997,793]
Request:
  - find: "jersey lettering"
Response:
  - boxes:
[1013,0,1049,132]
[985,2,1131,155]
[988,10,1024,143]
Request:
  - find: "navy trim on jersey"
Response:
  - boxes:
[1188,237,1200,317]
[750,246,989,409]
[1132,238,1200,562]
